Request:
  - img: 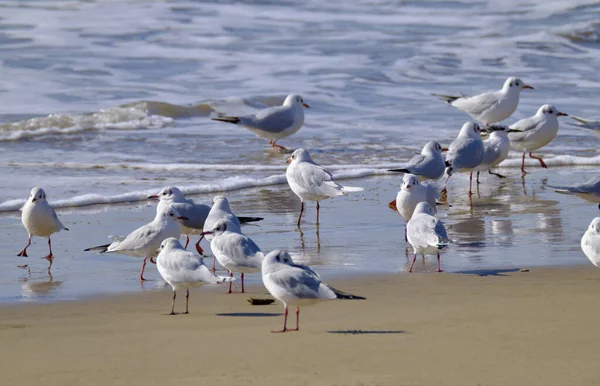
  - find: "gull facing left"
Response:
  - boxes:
[286,148,364,226]
[262,250,365,332]
[388,141,446,181]
[444,122,485,195]
[17,187,69,272]
[549,176,600,209]
[406,202,451,273]
[474,124,523,183]
[156,238,234,315]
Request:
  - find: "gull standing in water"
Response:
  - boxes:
[508,104,568,174]
[17,187,69,273]
[156,238,234,315]
[406,202,451,273]
[388,141,446,181]
[581,218,600,267]
[201,219,263,293]
[474,124,523,183]
[85,205,188,281]
[444,122,485,196]
[286,148,363,226]
[211,94,309,150]
[262,250,365,333]
[548,176,600,209]
[432,77,533,128]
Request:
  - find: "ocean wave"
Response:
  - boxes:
[499,154,600,168]
[0,168,384,213]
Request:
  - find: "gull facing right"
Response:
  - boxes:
[211,94,309,150]
[286,148,363,226]
[508,104,568,174]
[432,77,533,127]
[17,187,69,272]
[406,202,451,273]
[262,250,365,333]
[581,217,600,268]
[444,122,485,195]
[388,141,446,181]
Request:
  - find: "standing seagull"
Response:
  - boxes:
[432,77,533,128]
[201,219,263,293]
[85,205,188,281]
[148,187,263,252]
[445,122,485,195]
[581,217,600,267]
[262,250,365,333]
[474,124,523,183]
[211,94,309,150]
[508,104,568,174]
[388,141,446,181]
[156,238,234,315]
[406,202,451,273]
[17,187,68,272]
[549,176,600,209]
[286,148,364,226]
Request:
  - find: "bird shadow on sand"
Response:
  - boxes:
[328,330,405,335]
[454,268,521,276]
[217,312,282,317]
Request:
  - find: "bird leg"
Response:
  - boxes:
[288,307,300,331]
[42,237,54,272]
[296,201,304,227]
[488,169,506,179]
[271,140,287,150]
[436,252,443,273]
[409,252,417,273]
[169,290,176,315]
[404,225,408,242]
[184,235,190,249]
[140,257,149,281]
[240,273,245,293]
[529,152,547,168]
[468,172,474,196]
[195,234,205,256]
[476,171,480,185]
[316,201,320,225]
[520,153,527,175]
[17,235,32,257]
[227,271,233,294]
[185,289,189,314]
[272,305,288,333]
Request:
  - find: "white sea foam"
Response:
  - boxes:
[498,154,600,168]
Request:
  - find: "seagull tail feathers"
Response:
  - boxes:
[237,216,264,224]
[431,93,461,103]
[84,243,111,253]
[331,286,366,300]
[211,116,241,124]
[387,168,410,173]
[341,186,364,193]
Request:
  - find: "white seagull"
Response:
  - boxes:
[156,237,234,315]
[388,141,446,181]
[286,148,364,226]
[581,217,600,268]
[201,218,263,293]
[211,94,309,150]
[17,187,68,272]
[85,204,188,281]
[508,104,568,174]
[474,124,523,183]
[432,77,533,127]
[406,202,451,273]
[148,187,263,253]
[549,176,600,210]
[262,250,365,332]
[444,122,485,195]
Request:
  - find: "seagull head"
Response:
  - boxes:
[201,218,230,237]
[159,205,188,222]
[538,104,568,118]
[159,237,183,251]
[263,249,293,267]
[30,187,47,203]
[458,122,482,139]
[285,94,309,109]
[413,201,435,216]
[148,186,185,201]
[211,195,233,214]
[423,141,444,156]
[402,174,420,191]
[589,217,600,234]
[503,77,534,92]
[287,148,313,164]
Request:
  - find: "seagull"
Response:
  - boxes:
[432,77,533,127]
[474,124,523,183]
[390,174,441,241]
[569,116,600,138]
[444,122,485,195]
[262,250,365,332]
[148,187,263,252]
[17,187,68,272]
[85,204,188,281]
[211,94,309,150]
[388,141,446,181]
[406,202,451,273]
[156,237,234,315]
[548,176,600,209]
[286,148,364,226]
[200,218,263,293]
[508,104,568,174]
[582,218,600,267]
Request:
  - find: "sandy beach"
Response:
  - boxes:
[2,266,600,385]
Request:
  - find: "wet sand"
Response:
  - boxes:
[2,266,600,385]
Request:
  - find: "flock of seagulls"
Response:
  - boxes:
[12,78,600,332]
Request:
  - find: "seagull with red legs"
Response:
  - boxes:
[406,202,451,273]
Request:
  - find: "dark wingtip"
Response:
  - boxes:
[387,168,409,173]
[332,287,366,300]
[64,227,70,231]
[444,160,451,167]
[237,216,264,224]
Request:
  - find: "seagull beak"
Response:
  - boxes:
[177,216,189,221]
[388,199,397,211]
[200,231,213,236]
[302,103,310,108]
[31,198,37,202]
[286,157,292,163]
[480,129,488,134]
[523,85,534,89]
[557,112,568,117]
[441,147,449,152]
[148,195,159,200]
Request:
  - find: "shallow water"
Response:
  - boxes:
[0,0,599,302]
